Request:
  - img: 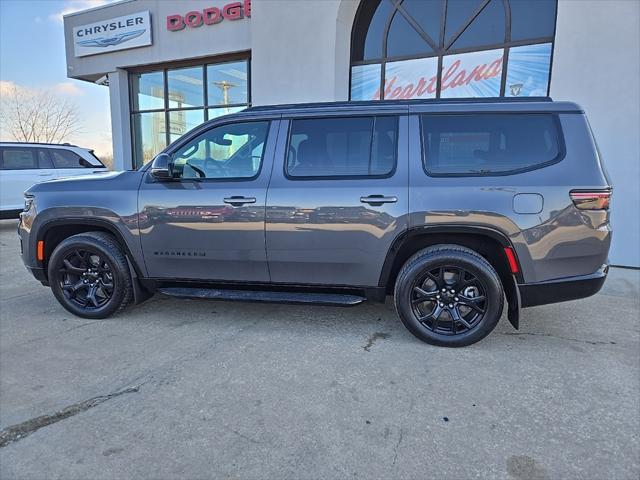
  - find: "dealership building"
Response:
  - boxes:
[63,0,639,267]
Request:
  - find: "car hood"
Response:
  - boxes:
[26,170,143,194]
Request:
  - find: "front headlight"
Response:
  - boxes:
[24,194,34,212]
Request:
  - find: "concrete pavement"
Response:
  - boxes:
[0,219,638,479]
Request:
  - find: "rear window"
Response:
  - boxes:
[421,114,562,176]
[286,116,398,178]
[50,149,89,169]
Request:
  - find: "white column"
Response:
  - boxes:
[107,68,132,170]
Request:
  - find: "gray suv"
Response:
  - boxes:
[18,98,612,347]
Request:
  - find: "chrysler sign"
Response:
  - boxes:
[73,11,152,57]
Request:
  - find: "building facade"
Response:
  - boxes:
[63,0,639,267]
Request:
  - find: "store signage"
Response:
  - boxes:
[73,11,152,57]
[353,44,553,101]
[166,0,251,31]
[378,50,504,100]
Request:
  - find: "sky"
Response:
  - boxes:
[0,0,115,158]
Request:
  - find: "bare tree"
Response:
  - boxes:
[1,85,82,143]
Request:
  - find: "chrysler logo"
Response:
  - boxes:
[76,29,146,48]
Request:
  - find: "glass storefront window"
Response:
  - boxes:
[505,43,553,97]
[167,66,204,109]
[131,71,164,111]
[168,109,205,143]
[130,58,250,167]
[208,106,246,120]
[350,0,557,99]
[440,49,503,98]
[384,57,438,100]
[207,60,248,106]
[132,112,167,166]
[350,64,382,101]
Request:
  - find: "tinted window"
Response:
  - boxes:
[351,0,394,61]
[450,0,505,50]
[386,11,433,57]
[509,0,557,41]
[421,114,561,175]
[1,148,38,170]
[50,149,88,168]
[287,116,397,178]
[172,121,269,180]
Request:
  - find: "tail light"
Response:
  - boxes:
[570,190,612,210]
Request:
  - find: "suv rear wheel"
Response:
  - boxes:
[394,245,504,347]
[48,232,133,319]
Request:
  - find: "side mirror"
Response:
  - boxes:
[150,153,173,181]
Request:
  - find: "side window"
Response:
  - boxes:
[0,148,39,170]
[421,114,561,175]
[286,116,398,178]
[37,150,54,169]
[172,121,270,180]
[50,149,88,169]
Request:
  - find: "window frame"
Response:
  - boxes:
[165,119,271,183]
[129,53,251,168]
[419,112,566,177]
[283,114,400,181]
[349,0,559,100]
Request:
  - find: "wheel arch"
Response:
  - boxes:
[379,225,522,329]
[39,218,144,280]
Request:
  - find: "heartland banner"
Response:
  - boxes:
[351,43,553,100]
[440,49,503,98]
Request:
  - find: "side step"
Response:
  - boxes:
[158,287,366,306]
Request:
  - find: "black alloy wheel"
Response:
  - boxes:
[58,249,115,309]
[410,265,487,335]
[48,232,133,319]
[394,245,504,347]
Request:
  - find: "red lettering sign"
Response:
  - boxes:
[373,56,503,99]
[167,0,250,31]
[166,14,185,31]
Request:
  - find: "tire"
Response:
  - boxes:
[48,231,133,319]
[394,244,504,347]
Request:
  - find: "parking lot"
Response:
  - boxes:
[0,218,638,479]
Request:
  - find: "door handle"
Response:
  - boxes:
[360,195,398,206]
[223,196,256,206]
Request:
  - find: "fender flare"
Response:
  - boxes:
[39,217,141,271]
[379,224,521,329]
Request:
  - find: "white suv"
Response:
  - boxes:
[0,143,107,218]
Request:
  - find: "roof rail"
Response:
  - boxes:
[0,141,78,147]
[244,96,554,113]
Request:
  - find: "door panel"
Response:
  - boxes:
[138,120,279,281]
[265,115,409,287]
[0,147,50,210]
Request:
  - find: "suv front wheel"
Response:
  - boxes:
[394,245,504,347]
[48,232,133,319]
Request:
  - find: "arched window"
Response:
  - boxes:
[350,0,557,100]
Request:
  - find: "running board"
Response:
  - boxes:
[158,287,366,306]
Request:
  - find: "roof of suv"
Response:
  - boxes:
[0,142,81,148]
[240,97,583,117]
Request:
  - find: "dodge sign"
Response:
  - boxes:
[73,11,152,57]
